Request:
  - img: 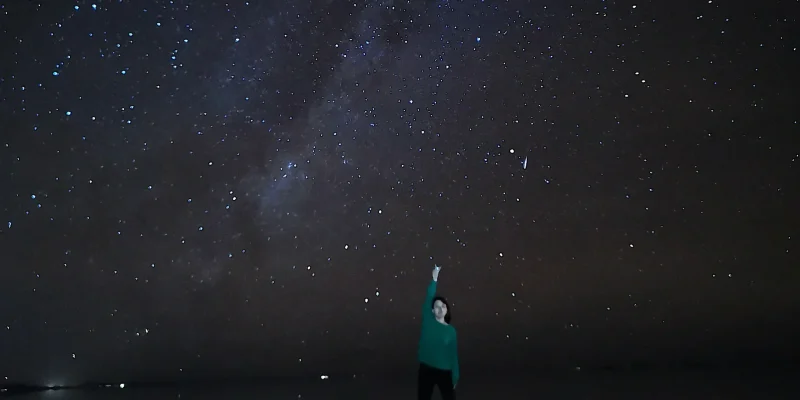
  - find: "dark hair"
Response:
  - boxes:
[432,295,452,324]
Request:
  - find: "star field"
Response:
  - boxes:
[1,0,797,386]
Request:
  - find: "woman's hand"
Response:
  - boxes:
[432,264,441,282]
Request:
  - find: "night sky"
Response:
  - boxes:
[1,0,798,387]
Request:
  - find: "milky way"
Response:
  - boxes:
[1,0,797,386]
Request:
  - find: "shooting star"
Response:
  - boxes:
[522,156,528,170]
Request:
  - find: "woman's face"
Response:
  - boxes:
[433,299,448,321]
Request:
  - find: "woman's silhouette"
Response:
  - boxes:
[416,264,459,400]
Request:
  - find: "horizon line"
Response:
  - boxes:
[4,360,799,392]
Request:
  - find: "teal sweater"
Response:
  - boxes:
[417,280,460,388]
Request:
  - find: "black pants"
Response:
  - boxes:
[417,363,456,400]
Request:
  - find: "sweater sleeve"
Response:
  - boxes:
[422,280,437,318]
[451,330,460,388]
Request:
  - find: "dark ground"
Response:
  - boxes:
[6,369,799,399]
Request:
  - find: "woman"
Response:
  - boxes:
[417,264,459,400]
